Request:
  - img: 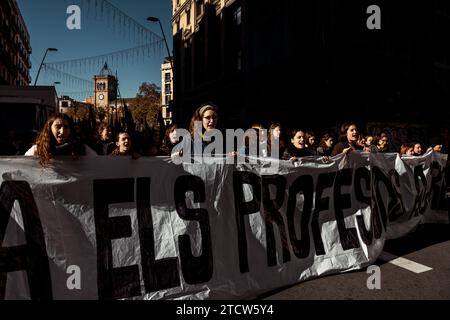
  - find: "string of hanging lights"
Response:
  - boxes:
[45,41,164,75]
[42,65,92,90]
[79,0,163,45]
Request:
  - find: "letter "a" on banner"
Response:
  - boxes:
[0,181,52,300]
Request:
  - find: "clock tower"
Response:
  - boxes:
[94,63,117,111]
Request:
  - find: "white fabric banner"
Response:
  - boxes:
[0,151,447,300]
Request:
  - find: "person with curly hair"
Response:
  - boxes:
[24,113,96,166]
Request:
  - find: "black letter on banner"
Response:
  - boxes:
[312,172,336,256]
[414,165,427,191]
[386,169,406,222]
[430,162,447,210]
[262,175,290,266]
[334,169,360,250]
[412,165,428,217]
[137,178,180,291]
[175,175,212,284]
[354,167,374,245]
[0,181,52,300]
[233,171,261,273]
[93,178,140,299]
[286,175,314,259]
[371,166,392,238]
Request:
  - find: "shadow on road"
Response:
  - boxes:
[381,223,450,259]
[259,222,450,300]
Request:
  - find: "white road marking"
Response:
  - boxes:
[379,252,433,274]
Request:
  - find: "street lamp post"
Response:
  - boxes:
[34,48,58,86]
[147,17,173,70]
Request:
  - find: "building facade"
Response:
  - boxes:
[59,95,93,122]
[161,57,173,125]
[172,0,450,132]
[0,0,32,86]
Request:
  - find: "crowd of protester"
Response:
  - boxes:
[0,104,448,169]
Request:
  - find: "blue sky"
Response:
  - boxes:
[16,0,173,100]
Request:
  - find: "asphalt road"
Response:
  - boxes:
[262,223,450,300]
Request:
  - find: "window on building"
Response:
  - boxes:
[186,9,191,25]
[226,4,243,73]
[234,6,242,25]
[196,0,204,17]
[165,95,171,105]
[165,83,171,94]
[165,72,171,82]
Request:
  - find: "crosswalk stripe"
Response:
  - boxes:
[379,252,433,274]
